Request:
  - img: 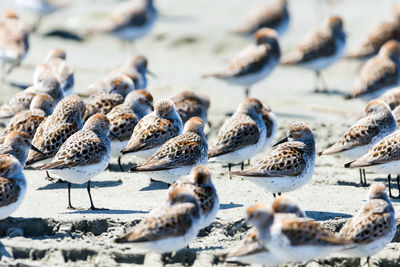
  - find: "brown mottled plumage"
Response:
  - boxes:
[26,95,85,166]
[346,40,400,99]
[234,0,289,36]
[170,91,210,125]
[0,93,53,143]
[121,99,182,156]
[339,183,396,257]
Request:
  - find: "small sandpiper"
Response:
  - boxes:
[231,122,316,198]
[26,95,86,168]
[0,93,53,143]
[208,98,266,171]
[170,91,210,126]
[33,48,74,96]
[346,40,400,99]
[107,90,153,170]
[281,15,346,92]
[0,10,29,78]
[83,75,135,121]
[344,129,400,199]
[339,183,396,266]
[320,100,397,185]
[346,5,400,60]
[129,117,208,185]
[121,99,183,160]
[233,0,289,37]
[93,0,157,43]
[114,186,202,253]
[168,165,219,229]
[37,114,112,210]
[246,203,352,264]
[0,154,27,220]
[0,130,43,167]
[203,28,280,98]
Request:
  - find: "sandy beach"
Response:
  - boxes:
[0,0,399,266]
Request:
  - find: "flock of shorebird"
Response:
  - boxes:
[0,0,399,266]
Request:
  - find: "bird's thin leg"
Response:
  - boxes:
[32,15,43,32]
[45,171,55,182]
[396,175,400,199]
[247,159,250,165]
[272,193,277,198]
[319,71,329,92]
[314,70,320,92]
[241,162,244,170]
[388,174,393,198]
[244,86,251,98]
[278,192,281,196]
[87,181,97,210]
[366,256,371,267]
[118,156,124,172]
[67,183,75,210]
[362,169,367,186]
[228,163,232,172]
[359,169,363,185]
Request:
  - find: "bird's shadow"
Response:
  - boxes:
[6,81,31,90]
[37,180,123,190]
[336,180,369,188]
[139,180,169,191]
[219,203,243,210]
[312,88,347,96]
[43,30,84,42]
[63,209,148,215]
[305,210,352,221]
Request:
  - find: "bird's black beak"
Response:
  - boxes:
[147,70,157,78]
[31,144,45,155]
[273,136,288,147]
[149,102,154,111]
[110,132,123,142]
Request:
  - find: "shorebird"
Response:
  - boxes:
[339,183,396,266]
[121,99,183,160]
[233,0,289,37]
[129,117,208,185]
[0,10,29,79]
[37,114,113,210]
[345,129,400,199]
[320,100,397,185]
[0,154,27,219]
[170,91,210,126]
[0,76,62,122]
[0,93,53,143]
[231,122,316,197]
[203,28,281,98]
[168,165,219,229]
[246,203,351,264]
[346,40,400,99]
[107,90,153,170]
[115,186,202,252]
[208,98,266,171]
[281,15,346,92]
[26,95,86,168]
[33,48,74,96]
[225,196,306,265]
[346,5,400,60]
[86,56,152,97]
[0,130,43,167]
[92,0,157,44]
[83,75,135,121]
